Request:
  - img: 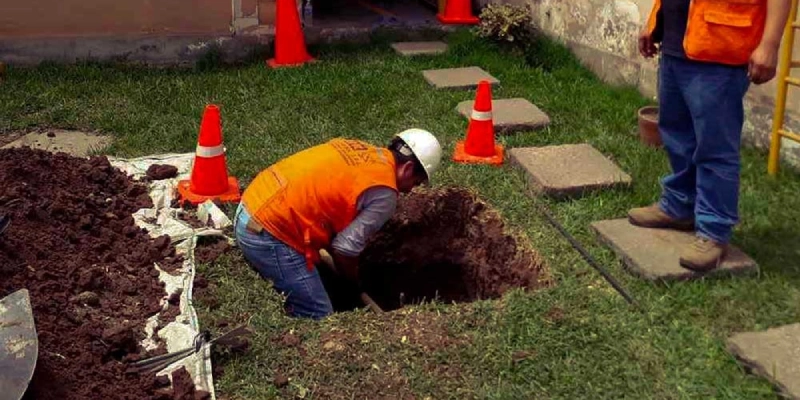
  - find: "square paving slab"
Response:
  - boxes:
[509,144,632,198]
[391,41,448,56]
[591,218,759,281]
[456,98,550,134]
[422,66,499,90]
[727,323,800,399]
[2,130,112,157]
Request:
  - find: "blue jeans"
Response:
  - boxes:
[657,55,750,244]
[233,204,334,319]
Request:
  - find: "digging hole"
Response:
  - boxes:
[319,186,549,312]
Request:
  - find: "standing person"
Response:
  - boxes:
[629,0,791,271]
[233,129,442,319]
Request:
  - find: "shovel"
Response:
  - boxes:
[318,249,384,314]
[1,216,41,400]
[0,288,39,400]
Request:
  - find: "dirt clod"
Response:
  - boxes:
[153,374,171,389]
[0,147,192,399]
[145,164,179,181]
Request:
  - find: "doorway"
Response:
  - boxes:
[302,0,439,29]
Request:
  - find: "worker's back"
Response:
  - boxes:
[241,138,398,263]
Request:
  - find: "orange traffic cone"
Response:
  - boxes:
[177,104,242,205]
[453,80,504,166]
[437,0,479,25]
[267,0,315,68]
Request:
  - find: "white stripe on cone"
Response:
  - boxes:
[196,144,225,158]
[471,109,493,121]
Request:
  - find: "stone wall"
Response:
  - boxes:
[487,0,800,169]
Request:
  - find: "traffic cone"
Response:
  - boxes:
[177,104,242,205]
[437,0,480,25]
[267,0,315,68]
[453,80,504,166]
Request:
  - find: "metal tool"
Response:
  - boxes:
[0,289,39,400]
[0,215,10,236]
[318,249,384,314]
[127,324,251,374]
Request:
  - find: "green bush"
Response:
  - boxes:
[475,4,537,46]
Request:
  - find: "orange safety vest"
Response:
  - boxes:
[241,138,398,270]
[645,0,767,66]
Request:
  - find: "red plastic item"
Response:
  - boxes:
[437,0,480,25]
[452,80,504,166]
[177,104,242,205]
[267,0,316,68]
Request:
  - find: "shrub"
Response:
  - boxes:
[475,4,537,46]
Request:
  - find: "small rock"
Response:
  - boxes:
[71,291,100,306]
[323,341,345,352]
[273,373,289,388]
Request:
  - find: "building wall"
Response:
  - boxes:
[0,0,235,37]
[491,0,800,167]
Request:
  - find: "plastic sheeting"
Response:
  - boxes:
[108,152,232,399]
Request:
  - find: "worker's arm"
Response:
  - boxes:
[749,0,792,84]
[329,186,397,283]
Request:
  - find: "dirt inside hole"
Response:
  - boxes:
[320,186,549,312]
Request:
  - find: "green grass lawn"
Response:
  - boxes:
[2,28,799,399]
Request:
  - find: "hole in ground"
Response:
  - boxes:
[319,186,549,312]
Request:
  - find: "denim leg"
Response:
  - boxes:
[680,60,750,244]
[234,206,334,319]
[657,55,697,221]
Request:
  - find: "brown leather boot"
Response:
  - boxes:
[627,203,695,231]
[679,237,727,272]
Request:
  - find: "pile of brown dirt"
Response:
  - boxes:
[334,186,549,312]
[0,147,196,399]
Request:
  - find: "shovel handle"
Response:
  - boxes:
[318,249,384,314]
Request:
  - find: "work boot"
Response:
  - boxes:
[679,236,727,272]
[627,203,694,231]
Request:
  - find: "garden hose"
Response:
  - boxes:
[535,201,642,311]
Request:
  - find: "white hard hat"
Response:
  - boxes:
[394,128,442,181]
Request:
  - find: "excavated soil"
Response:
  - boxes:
[0,147,193,399]
[322,186,549,312]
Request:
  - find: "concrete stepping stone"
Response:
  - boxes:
[391,41,448,56]
[509,144,632,198]
[2,130,112,157]
[456,98,550,134]
[422,66,499,90]
[727,323,800,399]
[590,218,759,281]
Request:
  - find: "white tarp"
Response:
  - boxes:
[108,152,231,399]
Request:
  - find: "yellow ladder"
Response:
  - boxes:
[768,0,800,175]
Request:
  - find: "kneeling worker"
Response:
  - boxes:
[233,129,442,319]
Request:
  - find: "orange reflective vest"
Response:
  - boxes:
[241,138,398,269]
[646,0,767,66]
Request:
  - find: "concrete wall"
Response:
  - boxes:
[0,0,234,37]
[491,0,800,168]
